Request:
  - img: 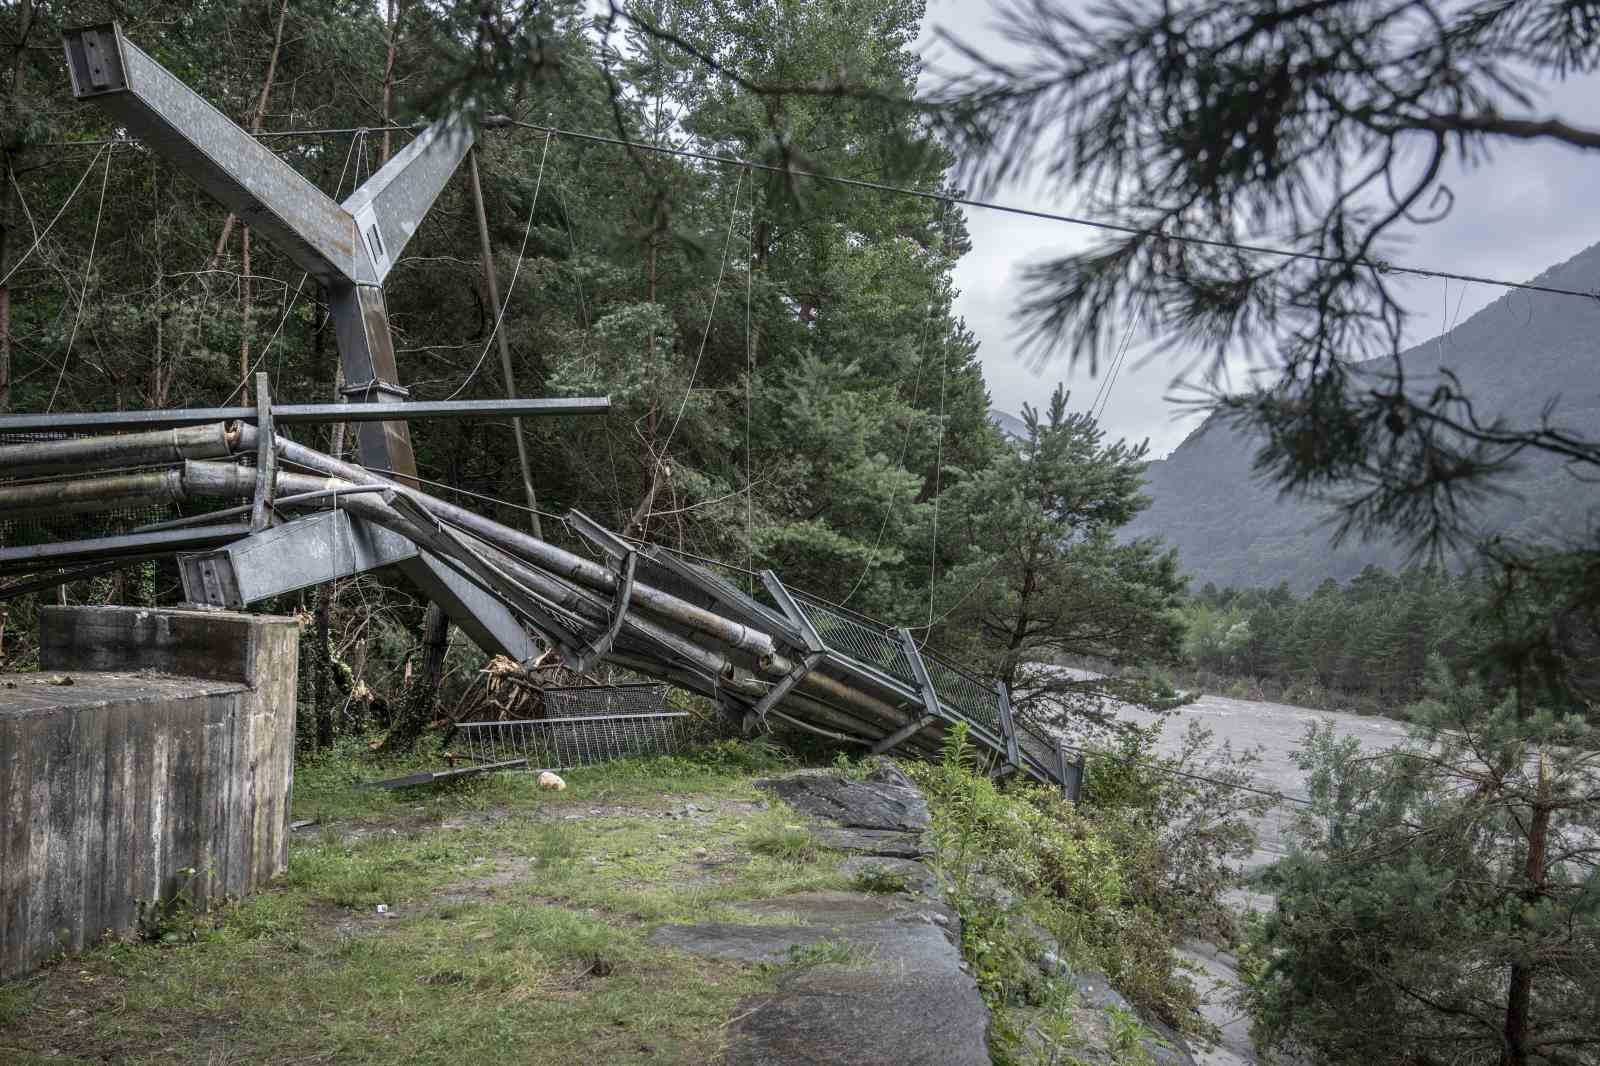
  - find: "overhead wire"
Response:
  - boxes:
[46,146,114,412]
[839,199,954,609]
[443,128,554,401]
[495,119,1600,304]
[0,144,111,290]
[42,120,1598,303]
[1089,293,1146,424]
[657,166,747,461]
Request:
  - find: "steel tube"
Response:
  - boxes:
[179,460,772,695]
[241,427,779,659]
[0,423,236,478]
[0,468,185,516]
[0,522,253,571]
[0,398,609,435]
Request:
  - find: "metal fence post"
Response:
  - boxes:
[994,679,1022,773]
[1064,750,1086,804]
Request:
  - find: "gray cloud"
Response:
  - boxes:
[924,0,1600,457]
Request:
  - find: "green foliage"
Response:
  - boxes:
[1241,660,1600,1065]
[909,722,1253,1045]
[1181,564,1600,721]
[133,867,205,944]
[936,384,1187,737]
[743,804,821,862]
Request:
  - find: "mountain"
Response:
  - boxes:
[1122,241,1600,591]
[988,409,1029,441]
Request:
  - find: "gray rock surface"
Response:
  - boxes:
[652,767,989,1064]
[757,766,931,831]
[840,855,942,896]
[811,826,931,858]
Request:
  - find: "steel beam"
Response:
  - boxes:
[396,552,538,663]
[341,115,475,285]
[250,373,276,530]
[743,650,823,733]
[898,628,946,724]
[63,22,488,481]
[761,570,824,653]
[0,397,610,435]
[870,713,938,756]
[0,523,252,573]
[570,551,636,674]
[177,509,419,607]
[994,679,1022,771]
[62,24,366,284]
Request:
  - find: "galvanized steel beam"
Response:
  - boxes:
[870,713,938,756]
[62,22,489,481]
[177,509,419,608]
[0,398,610,436]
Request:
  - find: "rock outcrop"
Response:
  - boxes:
[649,765,987,1065]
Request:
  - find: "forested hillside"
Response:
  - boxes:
[1123,241,1600,590]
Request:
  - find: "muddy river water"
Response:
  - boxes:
[1111,693,1413,1066]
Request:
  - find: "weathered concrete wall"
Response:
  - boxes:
[1,606,298,981]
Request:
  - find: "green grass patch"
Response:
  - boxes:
[0,744,857,1066]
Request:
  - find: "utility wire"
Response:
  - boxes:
[444,130,553,401]
[0,145,110,290]
[1090,294,1146,424]
[46,148,114,412]
[43,121,1599,303]
[658,167,746,461]
[496,120,1600,304]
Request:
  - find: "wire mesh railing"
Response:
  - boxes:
[920,647,1004,740]
[452,711,687,770]
[790,590,920,690]
[542,683,666,718]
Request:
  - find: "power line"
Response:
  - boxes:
[46,148,114,412]
[496,120,1600,304]
[43,120,1600,303]
[444,129,553,401]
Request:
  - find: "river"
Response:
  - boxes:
[1111,692,1414,1066]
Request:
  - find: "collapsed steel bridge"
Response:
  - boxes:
[0,23,1082,792]
[0,403,1075,789]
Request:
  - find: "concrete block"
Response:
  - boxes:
[1,606,297,981]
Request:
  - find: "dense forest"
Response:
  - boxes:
[0,0,1179,739]
[1182,568,1493,712]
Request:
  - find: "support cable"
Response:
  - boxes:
[0,145,109,290]
[657,166,746,460]
[41,121,1600,302]
[444,129,554,400]
[744,174,756,590]
[1089,293,1146,424]
[46,148,114,412]
[839,199,954,609]
[218,130,366,405]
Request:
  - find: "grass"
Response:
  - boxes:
[0,743,856,1066]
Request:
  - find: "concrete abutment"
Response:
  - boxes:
[1,605,297,980]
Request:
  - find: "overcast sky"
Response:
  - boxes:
[920,0,1600,457]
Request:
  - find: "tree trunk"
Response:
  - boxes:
[380,0,403,164]
[382,603,449,753]
[238,226,253,405]
[1499,768,1552,1066]
[0,0,37,413]
[207,0,292,270]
